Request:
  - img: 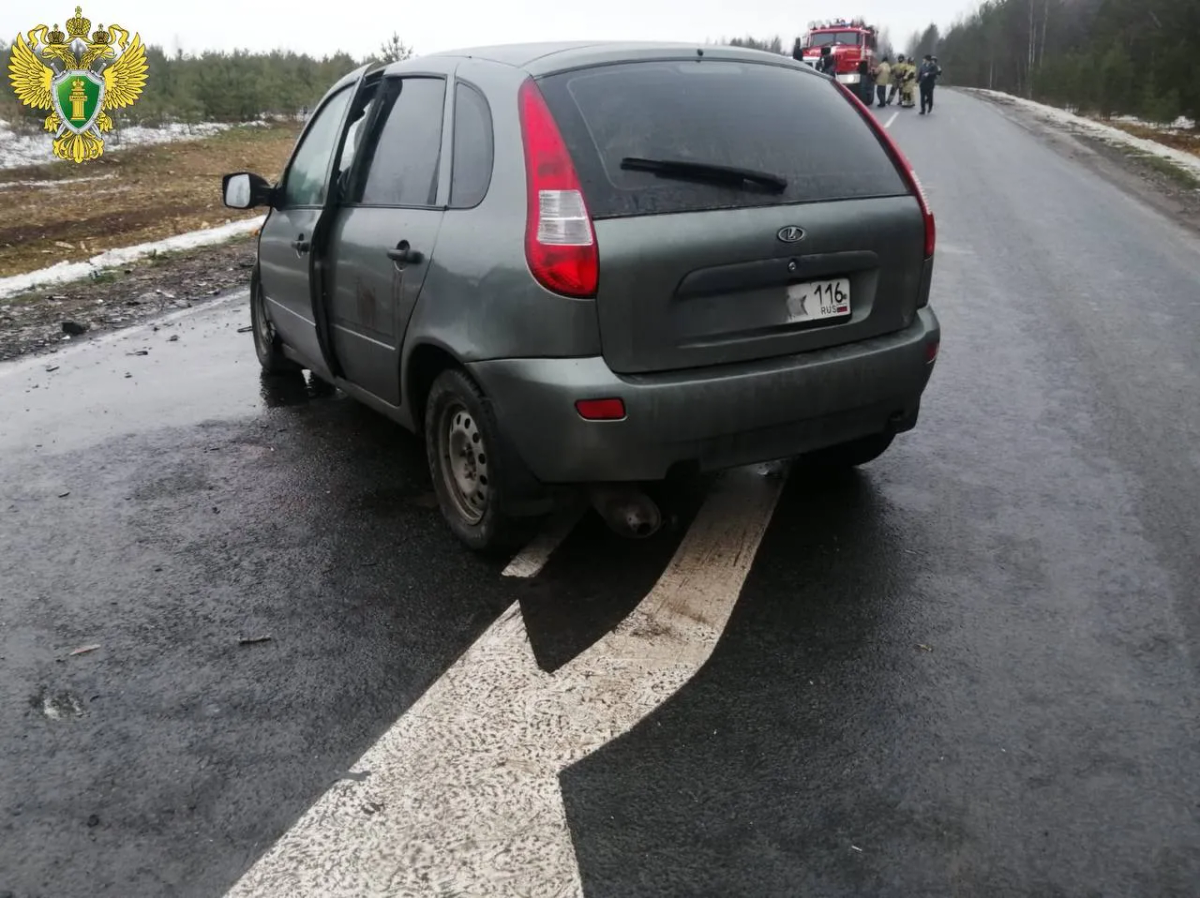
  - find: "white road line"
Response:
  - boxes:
[501,503,587,578]
[224,463,788,898]
[884,111,899,129]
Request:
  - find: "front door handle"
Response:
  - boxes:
[386,240,424,266]
[291,235,310,255]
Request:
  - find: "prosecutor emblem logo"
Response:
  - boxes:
[7,6,148,162]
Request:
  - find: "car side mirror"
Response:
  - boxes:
[222,172,275,209]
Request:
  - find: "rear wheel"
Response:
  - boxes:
[424,368,531,553]
[251,273,301,375]
[803,432,895,469]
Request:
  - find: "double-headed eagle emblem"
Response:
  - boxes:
[7,6,148,162]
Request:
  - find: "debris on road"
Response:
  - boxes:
[917,644,934,652]
[126,349,149,356]
[237,325,253,333]
[238,635,273,646]
[35,689,85,720]
[86,814,100,828]
[61,320,88,336]
[68,645,101,656]
[168,335,179,342]
[57,491,70,498]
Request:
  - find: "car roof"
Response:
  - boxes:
[419,40,818,77]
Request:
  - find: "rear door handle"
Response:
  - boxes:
[291,235,310,255]
[386,240,423,266]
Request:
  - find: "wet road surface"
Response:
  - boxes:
[3,89,1200,897]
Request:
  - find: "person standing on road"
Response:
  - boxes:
[857,58,874,105]
[918,54,942,114]
[874,56,892,107]
[889,55,906,105]
[896,57,917,108]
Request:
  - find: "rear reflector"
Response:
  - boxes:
[834,80,936,259]
[518,78,599,297]
[575,398,626,420]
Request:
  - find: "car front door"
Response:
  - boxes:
[257,71,364,372]
[324,74,450,406]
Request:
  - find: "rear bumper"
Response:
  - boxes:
[469,307,940,484]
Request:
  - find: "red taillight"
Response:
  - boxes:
[575,398,626,421]
[834,80,936,259]
[926,339,940,363]
[518,78,598,298]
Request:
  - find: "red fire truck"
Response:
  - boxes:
[792,18,879,103]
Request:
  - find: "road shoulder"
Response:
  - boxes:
[0,240,256,364]
[966,89,1200,241]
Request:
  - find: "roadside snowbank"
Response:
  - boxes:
[1108,113,1196,132]
[966,90,1200,181]
[0,216,265,301]
[0,120,232,170]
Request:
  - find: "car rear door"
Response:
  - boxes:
[324,72,450,406]
[534,57,928,375]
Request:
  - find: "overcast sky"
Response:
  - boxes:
[4,0,981,61]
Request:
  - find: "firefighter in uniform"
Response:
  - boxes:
[898,57,917,108]
[873,56,892,106]
[888,55,905,105]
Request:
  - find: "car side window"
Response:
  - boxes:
[282,86,353,208]
[359,77,447,207]
[334,81,381,203]
[449,82,494,209]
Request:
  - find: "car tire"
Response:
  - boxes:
[250,271,301,375]
[424,368,532,553]
[803,432,895,469]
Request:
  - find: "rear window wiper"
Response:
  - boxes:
[620,156,788,193]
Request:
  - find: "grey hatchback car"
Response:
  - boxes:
[222,41,940,552]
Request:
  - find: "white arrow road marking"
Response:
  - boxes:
[224,464,788,898]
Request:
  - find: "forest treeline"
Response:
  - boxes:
[0,33,411,128]
[8,7,1192,131]
[2,30,903,129]
[905,0,1197,122]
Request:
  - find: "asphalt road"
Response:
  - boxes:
[3,88,1200,897]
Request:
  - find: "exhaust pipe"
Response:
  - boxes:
[589,485,662,539]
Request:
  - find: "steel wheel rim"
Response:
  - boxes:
[437,401,490,525]
[253,287,274,359]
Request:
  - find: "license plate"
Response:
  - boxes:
[786,278,851,323]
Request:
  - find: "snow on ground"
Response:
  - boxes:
[1108,113,1196,132]
[0,119,231,171]
[0,216,265,301]
[966,90,1200,181]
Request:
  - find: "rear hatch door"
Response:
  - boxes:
[536,57,925,375]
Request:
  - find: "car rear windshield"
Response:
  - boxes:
[536,59,908,220]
